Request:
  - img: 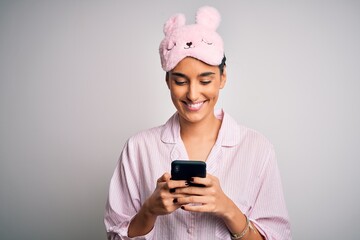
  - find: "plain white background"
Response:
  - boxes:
[1,1,359,239]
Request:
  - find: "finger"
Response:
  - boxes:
[176,195,209,205]
[157,172,171,183]
[191,174,215,187]
[175,186,206,196]
[158,197,182,214]
[171,193,190,206]
[168,179,189,190]
[181,203,211,212]
[168,180,188,194]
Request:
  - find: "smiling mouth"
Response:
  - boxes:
[182,101,205,111]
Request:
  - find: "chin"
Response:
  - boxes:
[178,109,212,124]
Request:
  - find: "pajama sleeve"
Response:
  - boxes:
[104,140,155,240]
[249,146,292,240]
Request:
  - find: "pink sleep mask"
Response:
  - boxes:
[159,6,224,72]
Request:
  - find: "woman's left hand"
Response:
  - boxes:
[172,173,235,218]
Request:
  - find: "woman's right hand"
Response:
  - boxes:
[144,172,188,217]
[128,172,188,237]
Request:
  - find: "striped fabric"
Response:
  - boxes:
[104,109,291,240]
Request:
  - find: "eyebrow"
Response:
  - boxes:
[198,72,215,77]
[170,71,215,80]
[170,72,188,79]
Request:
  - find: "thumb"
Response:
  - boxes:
[157,172,171,183]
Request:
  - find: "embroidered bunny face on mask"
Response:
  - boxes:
[159,6,224,72]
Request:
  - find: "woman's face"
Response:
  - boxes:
[166,57,226,124]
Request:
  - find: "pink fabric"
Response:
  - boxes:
[159,6,224,72]
[104,110,291,240]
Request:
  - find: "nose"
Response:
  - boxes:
[186,82,199,101]
[186,42,192,47]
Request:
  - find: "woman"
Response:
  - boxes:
[104,6,291,240]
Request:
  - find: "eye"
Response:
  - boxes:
[174,79,187,86]
[166,41,176,51]
[201,38,213,45]
[200,80,211,85]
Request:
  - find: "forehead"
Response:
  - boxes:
[171,57,219,74]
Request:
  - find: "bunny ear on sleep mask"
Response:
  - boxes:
[159,6,224,72]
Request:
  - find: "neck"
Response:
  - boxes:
[179,113,222,142]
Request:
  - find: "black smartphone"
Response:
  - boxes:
[171,160,206,186]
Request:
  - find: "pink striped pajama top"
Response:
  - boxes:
[104,109,291,240]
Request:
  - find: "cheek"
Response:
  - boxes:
[169,90,183,106]
[207,88,221,100]
[170,86,185,99]
[170,92,178,102]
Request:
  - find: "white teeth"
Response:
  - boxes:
[187,102,203,109]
